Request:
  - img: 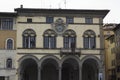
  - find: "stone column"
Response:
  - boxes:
[38,67,41,80]
[59,67,61,80]
[79,65,82,80]
[19,70,23,80]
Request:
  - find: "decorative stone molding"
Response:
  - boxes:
[52,18,68,35]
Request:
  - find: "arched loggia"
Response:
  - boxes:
[62,58,79,80]
[41,58,59,80]
[82,59,99,80]
[20,58,38,80]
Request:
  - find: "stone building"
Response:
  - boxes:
[0,6,109,80]
[113,24,120,80]
[103,23,117,80]
[0,12,17,80]
[105,35,116,80]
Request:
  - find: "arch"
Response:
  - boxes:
[61,55,80,80]
[22,29,36,36]
[22,29,36,48]
[18,55,39,64]
[19,55,38,80]
[43,29,57,36]
[61,55,80,66]
[83,29,96,36]
[6,38,14,49]
[40,55,60,80]
[81,55,101,68]
[83,30,96,49]
[63,29,76,48]
[81,55,101,80]
[63,29,76,37]
[39,55,60,67]
[43,29,57,48]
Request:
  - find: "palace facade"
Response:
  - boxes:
[113,24,120,80]
[103,24,117,80]
[0,6,109,80]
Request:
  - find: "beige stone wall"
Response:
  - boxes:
[17,16,46,22]
[16,16,102,69]
[17,16,100,23]
[16,16,101,49]
[104,36,116,80]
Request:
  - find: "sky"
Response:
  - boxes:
[0,0,119,23]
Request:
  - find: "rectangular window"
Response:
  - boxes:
[6,59,12,68]
[46,17,53,23]
[85,18,93,24]
[64,37,69,48]
[23,36,29,48]
[0,18,13,30]
[84,37,89,48]
[90,37,95,49]
[50,37,56,48]
[70,37,76,48]
[117,66,120,72]
[27,18,32,23]
[66,17,74,23]
[30,36,35,48]
[44,36,49,48]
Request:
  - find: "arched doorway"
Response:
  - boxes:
[41,58,59,80]
[82,59,98,80]
[20,58,38,80]
[62,58,79,80]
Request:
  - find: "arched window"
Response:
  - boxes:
[7,39,13,49]
[43,29,57,48]
[63,30,76,48]
[83,30,96,49]
[6,58,12,68]
[22,29,36,48]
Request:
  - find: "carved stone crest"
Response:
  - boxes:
[52,18,67,35]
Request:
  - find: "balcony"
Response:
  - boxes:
[60,48,81,57]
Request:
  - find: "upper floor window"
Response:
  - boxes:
[83,30,96,49]
[66,17,74,23]
[46,17,53,23]
[63,30,76,48]
[43,29,57,48]
[0,18,13,30]
[117,66,120,72]
[22,29,36,48]
[6,58,12,68]
[6,39,13,49]
[27,18,32,23]
[85,18,93,24]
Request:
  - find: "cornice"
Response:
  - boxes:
[15,8,109,18]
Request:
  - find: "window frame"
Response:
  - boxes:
[83,30,96,49]
[43,29,56,49]
[27,18,32,23]
[63,30,76,48]
[0,18,13,30]
[46,16,54,23]
[6,38,14,50]
[66,17,74,24]
[22,29,36,48]
[85,17,93,24]
[6,58,12,69]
